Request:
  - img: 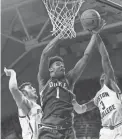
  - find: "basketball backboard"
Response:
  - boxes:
[97,0,122,10]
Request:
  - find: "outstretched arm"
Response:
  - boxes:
[4,68,31,115]
[72,98,96,114]
[67,33,97,85]
[97,34,116,83]
[96,34,121,96]
[37,35,60,88]
[67,20,106,86]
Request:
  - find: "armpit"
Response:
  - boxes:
[19,96,32,114]
[66,71,74,89]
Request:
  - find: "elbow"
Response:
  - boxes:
[42,51,47,56]
[106,65,115,79]
[102,56,109,62]
[9,84,18,91]
[9,85,19,95]
[75,110,84,114]
[83,53,90,63]
[73,105,86,114]
[109,70,115,81]
[41,52,49,61]
[37,72,40,82]
[108,69,114,76]
[42,49,49,57]
[75,109,86,114]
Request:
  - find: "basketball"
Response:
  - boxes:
[80,9,101,30]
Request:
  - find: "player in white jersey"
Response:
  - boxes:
[4,68,42,139]
[72,20,122,139]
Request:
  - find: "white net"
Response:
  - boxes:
[42,0,84,39]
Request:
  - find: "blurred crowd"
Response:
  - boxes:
[74,100,101,139]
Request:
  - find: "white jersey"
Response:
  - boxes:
[94,84,122,127]
[19,103,42,139]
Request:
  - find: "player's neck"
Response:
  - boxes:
[51,75,65,80]
[29,98,37,103]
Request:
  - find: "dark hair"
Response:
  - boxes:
[19,82,32,91]
[48,56,64,69]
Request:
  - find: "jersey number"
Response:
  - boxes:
[100,101,105,110]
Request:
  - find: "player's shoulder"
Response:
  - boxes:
[34,104,42,114]
[66,70,72,77]
[66,71,73,83]
[65,72,75,90]
[32,102,41,109]
[102,84,108,89]
[28,103,41,115]
[65,73,69,81]
[95,84,109,97]
[39,79,52,96]
[18,108,27,118]
[103,82,115,92]
[97,84,108,94]
[94,85,106,101]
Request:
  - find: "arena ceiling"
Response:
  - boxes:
[1,0,122,120]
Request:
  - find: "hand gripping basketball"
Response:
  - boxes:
[90,19,106,34]
[4,67,16,77]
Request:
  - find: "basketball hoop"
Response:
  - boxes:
[42,0,85,39]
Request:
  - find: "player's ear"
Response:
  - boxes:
[49,67,53,72]
[22,90,28,97]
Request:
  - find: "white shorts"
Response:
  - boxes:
[99,125,122,139]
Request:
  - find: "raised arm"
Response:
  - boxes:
[4,68,31,115]
[96,34,121,97]
[72,98,96,114]
[67,33,97,85]
[96,34,116,83]
[37,35,60,87]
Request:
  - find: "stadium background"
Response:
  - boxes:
[1,0,122,138]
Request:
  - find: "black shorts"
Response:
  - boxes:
[38,126,76,139]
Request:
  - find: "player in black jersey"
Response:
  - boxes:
[37,29,98,138]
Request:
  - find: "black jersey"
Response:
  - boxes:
[39,76,74,126]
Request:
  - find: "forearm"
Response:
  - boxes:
[73,99,96,114]
[69,34,97,84]
[84,33,97,56]
[9,72,23,107]
[42,35,59,55]
[96,34,115,80]
[97,35,110,63]
[78,34,97,67]
[38,36,60,82]
[72,100,87,114]
[84,100,97,112]
[9,71,18,92]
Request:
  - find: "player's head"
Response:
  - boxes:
[100,73,118,87]
[100,73,106,87]
[48,56,65,78]
[19,82,38,101]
